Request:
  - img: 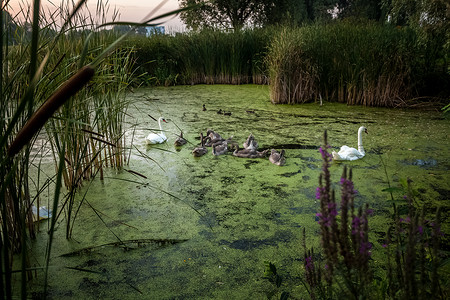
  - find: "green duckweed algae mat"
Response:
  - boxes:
[22,85,449,299]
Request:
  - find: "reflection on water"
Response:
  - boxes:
[23,85,450,299]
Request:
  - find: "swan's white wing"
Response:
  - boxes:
[146,132,167,144]
[338,145,352,152]
[334,145,364,161]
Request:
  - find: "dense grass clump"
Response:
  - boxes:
[267,22,445,107]
[126,28,272,86]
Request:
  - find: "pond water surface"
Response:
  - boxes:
[23,85,449,299]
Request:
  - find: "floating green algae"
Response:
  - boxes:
[20,84,449,299]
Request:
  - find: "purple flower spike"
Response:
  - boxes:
[360,242,372,256]
[352,216,361,234]
[418,226,423,235]
[318,146,326,160]
[305,256,314,272]
[315,187,321,199]
[318,146,332,162]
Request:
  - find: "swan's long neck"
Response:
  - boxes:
[158,118,163,131]
[357,127,365,154]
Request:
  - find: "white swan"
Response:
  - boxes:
[146,117,168,144]
[332,126,368,161]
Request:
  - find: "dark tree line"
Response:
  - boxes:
[179,0,448,31]
[179,0,337,30]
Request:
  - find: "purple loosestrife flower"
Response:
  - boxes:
[305,256,314,272]
[315,187,325,200]
[319,146,332,162]
[340,177,358,196]
[316,131,338,281]
[357,204,372,281]
[360,241,373,256]
[338,167,355,269]
[417,226,423,235]
[304,249,319,289]
[328,202,338,217]
[431,222,444,237]
[352,216,361,235]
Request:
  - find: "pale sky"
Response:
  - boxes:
[7,0,185,31]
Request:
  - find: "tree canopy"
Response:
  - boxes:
[179,0,448,32]
[178,0,337,31]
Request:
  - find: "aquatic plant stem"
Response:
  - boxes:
[43,138,66,297]
[8,66,95,157]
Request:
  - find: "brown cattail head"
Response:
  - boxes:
[8,66,95,157]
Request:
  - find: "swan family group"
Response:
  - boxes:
[145,117,368,162]
[189,130,287,166]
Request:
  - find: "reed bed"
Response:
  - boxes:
[267,27,319,104]
[267,22,427,107]
[1,1,138,298]
[126,22,447,107]
[126,28,272,86]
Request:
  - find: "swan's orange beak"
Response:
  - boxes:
[162,118,168,123]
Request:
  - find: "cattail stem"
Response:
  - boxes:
[8,66,95,157]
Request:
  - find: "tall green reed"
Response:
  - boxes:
[1,2,96,298]
[267,22,428,107]
[127,28,271,86]
[266,27,319,104]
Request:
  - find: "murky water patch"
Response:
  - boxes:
[220,230,294,251]
[21,85,450,299]
[399,158,439,168]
